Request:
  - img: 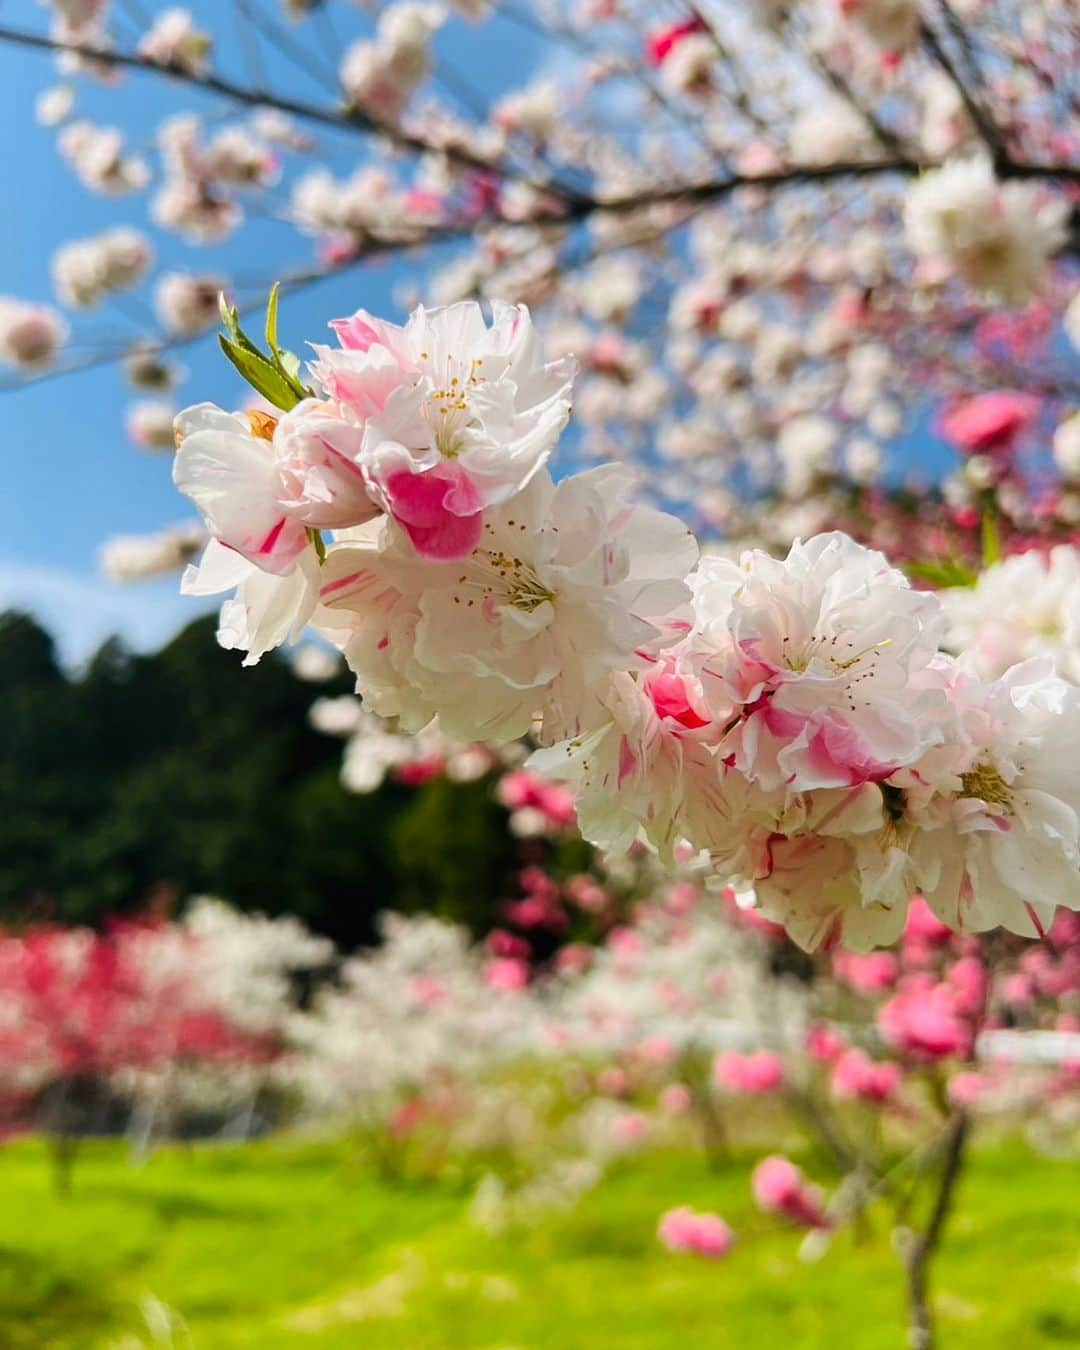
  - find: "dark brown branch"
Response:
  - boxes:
[0,22,592,209]
[920,18,1008,169]
[904,1110,971,1350]
[5,141,1079,396]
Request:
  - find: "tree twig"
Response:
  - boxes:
[903,1109,970,1350]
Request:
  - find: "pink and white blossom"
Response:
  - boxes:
[310,301,575,561]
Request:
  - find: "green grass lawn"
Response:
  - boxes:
[0,1133,1077,1348]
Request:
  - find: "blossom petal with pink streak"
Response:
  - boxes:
[379,454,485,560]
[172,403,308,574]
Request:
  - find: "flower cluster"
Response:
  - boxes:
[174,299,1080,953]
[0,898,331,1141]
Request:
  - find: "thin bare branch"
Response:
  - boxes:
[920,16,1009,168]
[0,22,592,209]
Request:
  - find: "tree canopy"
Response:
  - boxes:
[0,610,520,945]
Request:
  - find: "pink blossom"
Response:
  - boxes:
[663,883,700,916]
[659,1083,693,1116]
[608,927,644,965]
[830,1048,902,1104]
[486,930,531,961]
[806,1024,848,1063]
[1047,1061,1080,1100]
[484,956,529,992]
[645,18,707,67]
[611,1110,651,1147]
[946,956,990,1018]
[379,459,485,561]
[878,980,971,1061]
[555,943,592,975]
[902,896,955,966]
[393,756,445,787]
[518,866,561,905]
[905,896,954,947]
[636,1035,677,1066]
[643,657,713,731]
[658,1206,734,1259]
[497,770,576,829]
[408,975,449,1007]
[311,301,575,562]
[947,1071,987,1107]
[597,1065,630,1097]
[714,1050,786,1095]
[939,392,1038,458]
[504,896,568,932]
[565,875,610,914]
[1001,972,1037,1009]
[1050,911,1080,949]
[833,949,899,994]
[752,1156,831,1230]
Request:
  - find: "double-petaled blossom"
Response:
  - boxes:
[902,660,1080,938]
[311,301,575,560]
[904,153,1068,303]
[174,405,320,574]
[941,547,1080,682]
[317,465,696,743]
[690,534,947,794]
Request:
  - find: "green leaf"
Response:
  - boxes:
[307,528,327,565]
[218,294,264,360]
[263,283,310,402]
[905,558,978,589]
[218,335,302,412]
[265,281,281,353]
[981,509,1002,568]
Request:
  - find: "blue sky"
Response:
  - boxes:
[0,2,554,664]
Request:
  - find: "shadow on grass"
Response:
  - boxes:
[73,1183,270,1224]
[0,1247,118,1349]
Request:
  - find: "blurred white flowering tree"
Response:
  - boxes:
[2,0,1077,566]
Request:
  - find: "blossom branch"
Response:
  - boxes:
[920,17,1009,170]
[0,21,592,208]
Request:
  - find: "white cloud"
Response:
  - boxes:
[0,560,215,668]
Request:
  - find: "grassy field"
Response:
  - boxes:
[1,1133,1077,1348]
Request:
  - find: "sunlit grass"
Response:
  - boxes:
[0,1134,1076,1347]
